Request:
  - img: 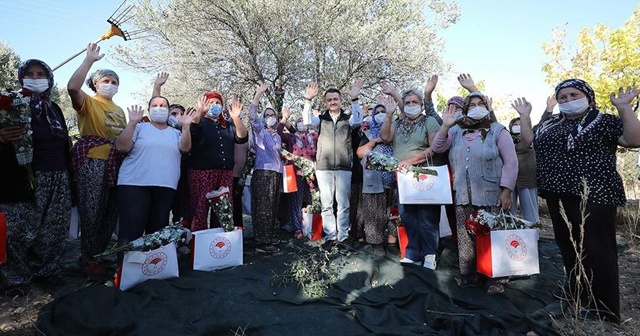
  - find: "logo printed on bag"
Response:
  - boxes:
[209,237,232,259]
[141,252,168,276]
[505,234,527,261]
[410,173,436,191]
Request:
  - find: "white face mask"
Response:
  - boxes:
[511,125,521,134]
[265,116,277,127]
[149,107,169,123]
[297,122,308,132]
[22,78,49,93]
[97,83,118,98]
[404,105,422,119]
[168,115,182,129]
[558,97,589,116]
[374,113,386,124]
[453,109,463,121]
[466,106,489,120]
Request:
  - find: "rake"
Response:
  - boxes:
[51,1,146,72]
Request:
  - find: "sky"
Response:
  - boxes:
[1,0,638,122]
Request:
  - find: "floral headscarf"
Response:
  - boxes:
[536,78,599,150]
[18,59,66,138]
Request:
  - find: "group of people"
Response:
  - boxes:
[1,42,639,324]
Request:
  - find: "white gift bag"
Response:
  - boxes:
[476,229,540,278]
[68,207,80,239]
[191,227,243,271]
[118,242,179,291]
[397,166,452,204]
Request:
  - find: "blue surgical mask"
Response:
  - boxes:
[207,104,222,117]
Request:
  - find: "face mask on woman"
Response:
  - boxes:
[511,125,521,134]
[374,112,386,124]
[297,122,308,132]
[265,116,277,127]
[404,105,421,119]
[97,83,118,98]
[207,104,222,118]
[149,107,169,122]
[22,78,49,93]
[558,97,589,116]
[466,106,489,120]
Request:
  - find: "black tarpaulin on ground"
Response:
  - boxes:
[36,237,565,336]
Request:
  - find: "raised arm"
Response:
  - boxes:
[431,104,457,153]
[613,86,640,147]
[302,82,320,126]
[280,105,292,129]
[115,105,144,153]
[381,81,403,111]
[457,73,480,93]
[511,97,533,147]
[67,43,104,112]
[228,97,247,140]
[348,79,364,127]
[379,95,397,143]
[152,72,169,97]
[423,75,442,125]
[179,107,197,153]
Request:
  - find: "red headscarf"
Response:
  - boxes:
[203,91,227,127]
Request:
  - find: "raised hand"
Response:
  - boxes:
[281,105,291,122]
[127,105,144,123]
[546,95,557,111]
[381,95,397,114]
[380,81,396,95]
[485,95,493,111]
[305,82,319,100]
[423,75,438,95]
[442,104,457,128]
[610,86,640,109]
[511,97,532,116]
[228,97,243,119]
[457,73,476,92]
[256,82,268,95]
[312,109,320,117]
[154,72,169,87]
[181,106,198,125]
[85,43,105,63]
[348,79,363,98]
[196,94,212,115]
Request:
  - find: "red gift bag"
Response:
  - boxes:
[397,225,408,258]
[476,229,540,278]
[282,165,298,193]
[0,212,6,264]
[311,214,323,241]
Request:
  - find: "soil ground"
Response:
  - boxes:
[1,212,639,335]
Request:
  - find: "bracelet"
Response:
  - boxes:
[304,97,312,100]
[351,97,359,102]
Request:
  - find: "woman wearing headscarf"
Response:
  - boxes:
[507,117,538,224]
[357,98,398,254]
[529,79,640,322]
[67,43,127,273]
[250,83,283,253]
[280,109,317,239]
[188,91,248,232]
[0,59,71,291]
[431,92,520,294]
[115,96,196,262]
